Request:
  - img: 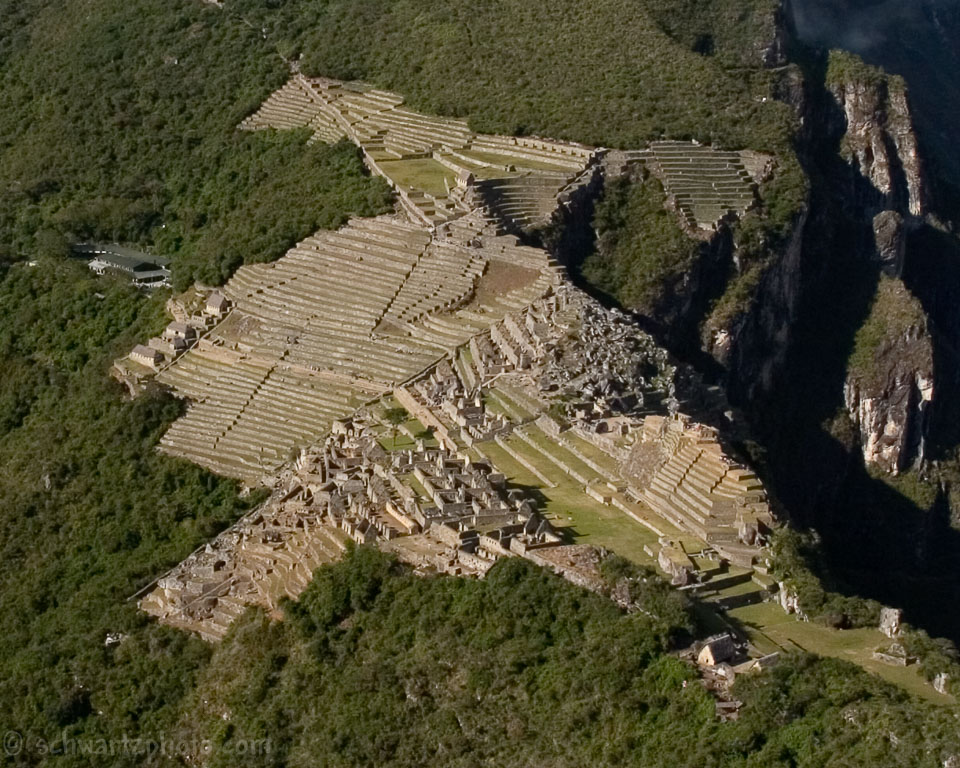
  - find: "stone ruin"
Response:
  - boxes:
[241,74,764,234]
[240,74,597,231]
[114,289,231,393]
[633,415,773,567]
[395,359,511,449]
[539,296,676,422]
[139,267,777,640]
[872,642,916,667]
[141,415,569,639]
[130,74,782,644]
[879,606,903,638]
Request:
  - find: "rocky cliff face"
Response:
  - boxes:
[708,47,938,476]
[872,210,906,276]
[825,64,938,474]
[829,74,926,216]
[706,206,808,403]
[843,301,934,475]
[844,370,933,475]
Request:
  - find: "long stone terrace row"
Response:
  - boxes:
[158,349,272,404]
[245,75,597,176]
[468,137,589,172]
[219,217,432,332]
[240,78,322,132]
[160,363,364,482]
[285,328,442,383]
[382,243,486,326]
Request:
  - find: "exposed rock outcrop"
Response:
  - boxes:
[778,582,807,619]
[828,69,926,216]
[872,210,906,277]
[706,206,809,402]
[844,279,933,474]
[879,606,903,638]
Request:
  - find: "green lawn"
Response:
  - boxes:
[454,349,475,386]
[729,601,954,704]
[484,390,528,422]
[457,149,576,172]
[479,437,658,565]
[561,431,623,475]
[522,425,605,483]
[378,158,456,197]
[494,381,542,415]
[401,472,432,502]
[377,419,437,451]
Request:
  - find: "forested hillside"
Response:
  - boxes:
[168,549,960,768]
[0,0,958,766]
[0,0,392,285]
[0,261,264,763]
[228,0,790,149]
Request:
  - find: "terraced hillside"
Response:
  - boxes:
[644,141,760,229]
[241,74,598,230]
[130,77,781,485]
[243,75,768,236]
[154,213,558,483]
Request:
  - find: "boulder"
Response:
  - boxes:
[879,606,903,638]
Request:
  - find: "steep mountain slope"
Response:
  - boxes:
[790,0,960,189]
[733,12,960,642]
[169,550,960,768]
[0,1,959,765]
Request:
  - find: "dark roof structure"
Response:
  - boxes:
[74,243,171,273]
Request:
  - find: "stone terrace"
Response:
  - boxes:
[155,214,560,483]
[642,141,759,230]
[241,74,598,229]
[635,414,773,566]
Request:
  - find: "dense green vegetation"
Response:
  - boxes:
[824,49,889,90]
[846,275,928,388]
[0,261,266,764]
[164,548,960,768]
[171,135,393,289]
[583,175,704,312]
[0,0,392,286]
[230,0,793,151]
[0,3,391,756]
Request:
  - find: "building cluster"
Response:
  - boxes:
[134,75,786,651]
[303,418,562,575]
[396,359,511,449]
[141,415,569,639]
[126,292,230,372]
